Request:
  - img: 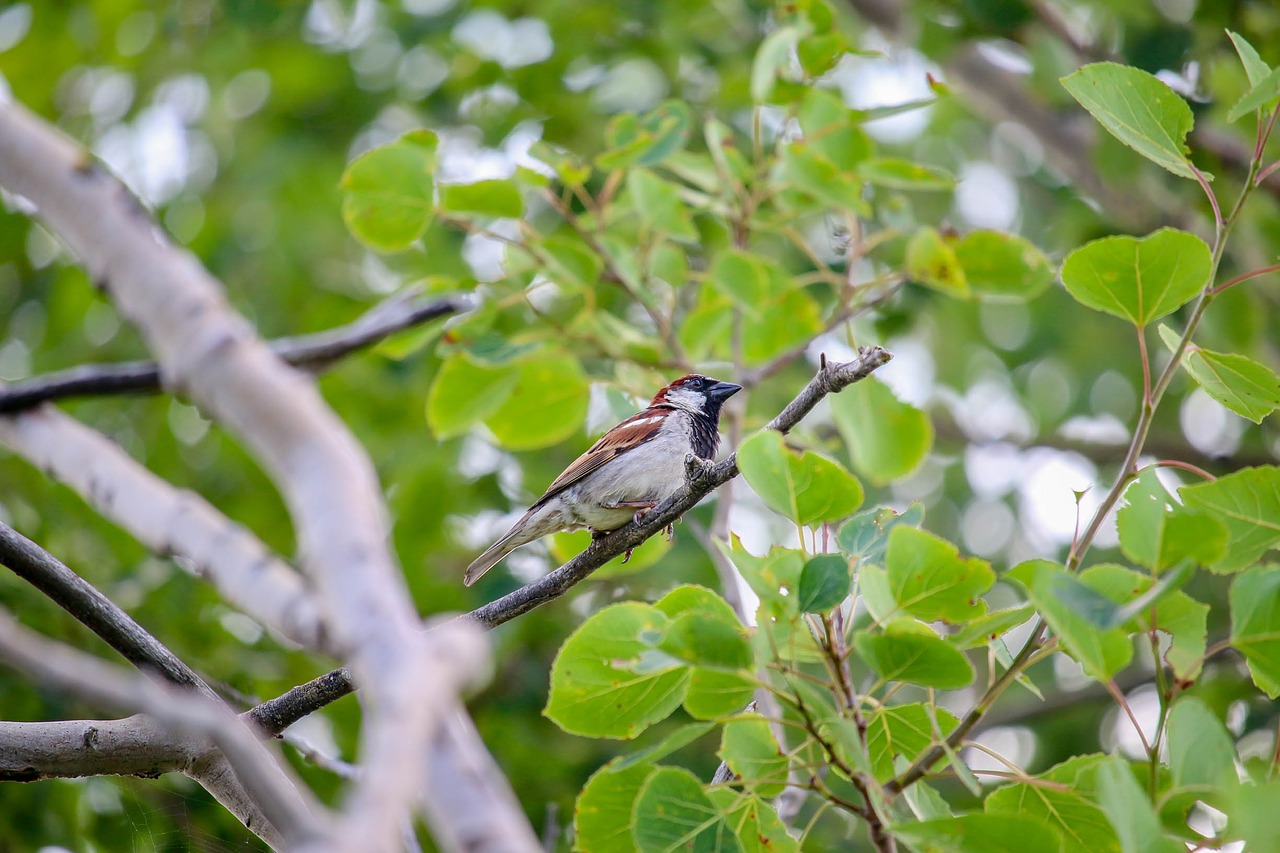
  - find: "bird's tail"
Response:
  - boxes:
[464,516,535,586]
[464,538,516,586]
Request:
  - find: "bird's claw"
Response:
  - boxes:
[664,522,675,541]
[621,547,635,564]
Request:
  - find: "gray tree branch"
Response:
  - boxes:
[0,98,534,853]
[0,609,324,846]
[0,291,467,414]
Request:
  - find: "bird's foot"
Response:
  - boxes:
[621,547,635,564]
[685,453,716,485]
[664,522,675,541]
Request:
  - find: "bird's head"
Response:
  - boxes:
[651,374,742,421]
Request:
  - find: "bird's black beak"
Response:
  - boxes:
[708,380,743,401]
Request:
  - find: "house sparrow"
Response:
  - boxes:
[464,374,742,585]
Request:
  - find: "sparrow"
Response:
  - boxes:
[464,374,742,585]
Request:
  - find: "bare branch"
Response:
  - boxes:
[0,521,216,698]
[0,98,529,853]
[0,291,467,414]
[0,407,330,652]
[0,609,326,846]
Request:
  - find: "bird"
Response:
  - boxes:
[464,373,742,585]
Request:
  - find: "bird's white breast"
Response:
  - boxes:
[555,411,696,531]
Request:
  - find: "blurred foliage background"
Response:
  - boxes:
[2,0,1280,849]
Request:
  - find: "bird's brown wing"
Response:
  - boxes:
[531,408,670,507]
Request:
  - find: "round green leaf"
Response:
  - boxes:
[575,761,654,853]
[1116,469,1227,570]
[853,620,975,689]
[865,703,959,782]
[632,767,742,853]
[425,354,518,439]
[858,157,955,191]
[953,230,1054,300]
[484,355,589,450]
[737,430,863,526]
[438,178,523,218]
[876,526,994,624]
[1230,565,1280,698]
[719,717,787,798]
[1061,62,1198,180]
[894,814,1065,853]
[545,602,689,739]
[1182,347,1280,423]
[1166,697,1236,790]
[339,129,437,252]
[707,249,784,316]
[797,554,851,613]
[906,227,968,296]
[1181,466,1280,572]
[1008,560,1132,681]
[830,377,933,486]
[1060,228,1211,327]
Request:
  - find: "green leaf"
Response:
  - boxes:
[1181,467,1280,572]
[1228,30,1272,87]
[438,179,523,218]
[858,157,955,190]
[707,250,785,317]
[633,767,742,853]
[797,88,874,171]
[626,169,696,241]
[1230,565,1280,697]
[1008,560,1132,681]
[836,503,925,567]
[906,227,968,296]
[659,612,752,671]
[614,722,718,771]
[954,230,1054,301]
[545,602,689,738]
[484,356,589,450]
[575,761,653,853]
[708,793,799,853]
[339,129,437,252]
[1060,62,1199,180]
[1229,65,1280,123]
[854,620,975,689]
[715,539,804,611]
[1060,228,1212,327]
[684,669,756,720]
[948,605,1036,649]
[985,755,1121,852]
[893,814,1064,853]
[598,101,694,170]
[541,233,604,289]
[1166,697,1236,790]
[720,717,788,798]
[864,703,959,782]
[736,430,863,526]
[1228,781,1280,851]
[797,554,851,613]
[425,354,517,439]
[1117,469,1228,570]
[1182,347,1280,423]
[830,377,933,486]
[776,141,868,215]
[1078,564,1208,680]
[867,526,994,624]
[1095,756,1184,853]
[741,289,824,364]
[751,25,802,103]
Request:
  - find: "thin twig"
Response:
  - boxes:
[0,292,467,413]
